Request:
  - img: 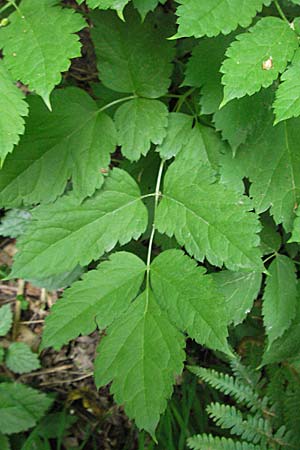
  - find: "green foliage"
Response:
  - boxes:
[262,254,298,347]
[0,304,41,374]
[0,88,117,205]
[0,0,85,108]
[212,271,262,326]
[42,252,146,349]
[95,289,185,438]
[0,304,13,336]
[188,434,260,450]
[188,358,297,449]
[220,17,298,105]
[175,0,269,38]
[2,0,300,440]
[10,169,148,279]
[0,63,28,166]
[5,343,40,374]
[91,9,174,98]
[156,150,262,272]
[115,98,168,160]
[0,383,52,434]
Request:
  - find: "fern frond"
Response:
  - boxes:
[266,366,288,428]
[284,383,300,446]
[188,365,261,411]
[207,403,271,445]
[187,433,261,450]
[229,357,260,389]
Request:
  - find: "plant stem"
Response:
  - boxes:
[0,1,12,15]
[274,0,289,24]
[145,160,165,300]
[5,0,21,15]
[98,94,137,113]
[175,87,196,112]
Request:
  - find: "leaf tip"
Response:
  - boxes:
[167,33,180,41]
[117,9,125,21]
[42,94,52,111]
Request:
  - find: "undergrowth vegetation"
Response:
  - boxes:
[1,0,300,448]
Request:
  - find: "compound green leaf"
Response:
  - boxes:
[0,63,28,165]
[6,343,40,374]
[221,18,298,106]
[0,0,85,107]
[263,255,298,346]
[214,88,274,153]
[274,49,300,123]
[10,169,148,279]
[0,383,52,434]
[175,0,267,38]
[0,304,13,337]
[91,9,175,98]
[151,249,230,353]
[234,118,300,231]
[42,252,145,350]
[212,271,262,326]
[94,289,185,437]
[263,300,300,365]
[156,147,262,272]
[115,99,168,161]
[0,88,117,207]
[184,35,234,114]
[156,112,193,160]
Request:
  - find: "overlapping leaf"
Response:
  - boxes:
[175,0,268,38]
[214,88,274,153]
[85,0,129,9]
[263,255,297,347]
[233,118,300,231]
[6,343,40,374]
[221,17,298,106]
[0,304,12,336]
[42,252,145,350]
[263,300,300,365]
[0,0,85,107]
[156,147,262,272]
[184,35,234,114]
[115,99,168,161]
[274,49,300,123]
[85,0,164,18]
[0,88,117,206]
[0,383,52,434]
[0,63,28,165]
[156,112,193,160]
[10,169,148,279]
[213,271,262,325]
[151,250,230,352]
[91,9,175,98]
